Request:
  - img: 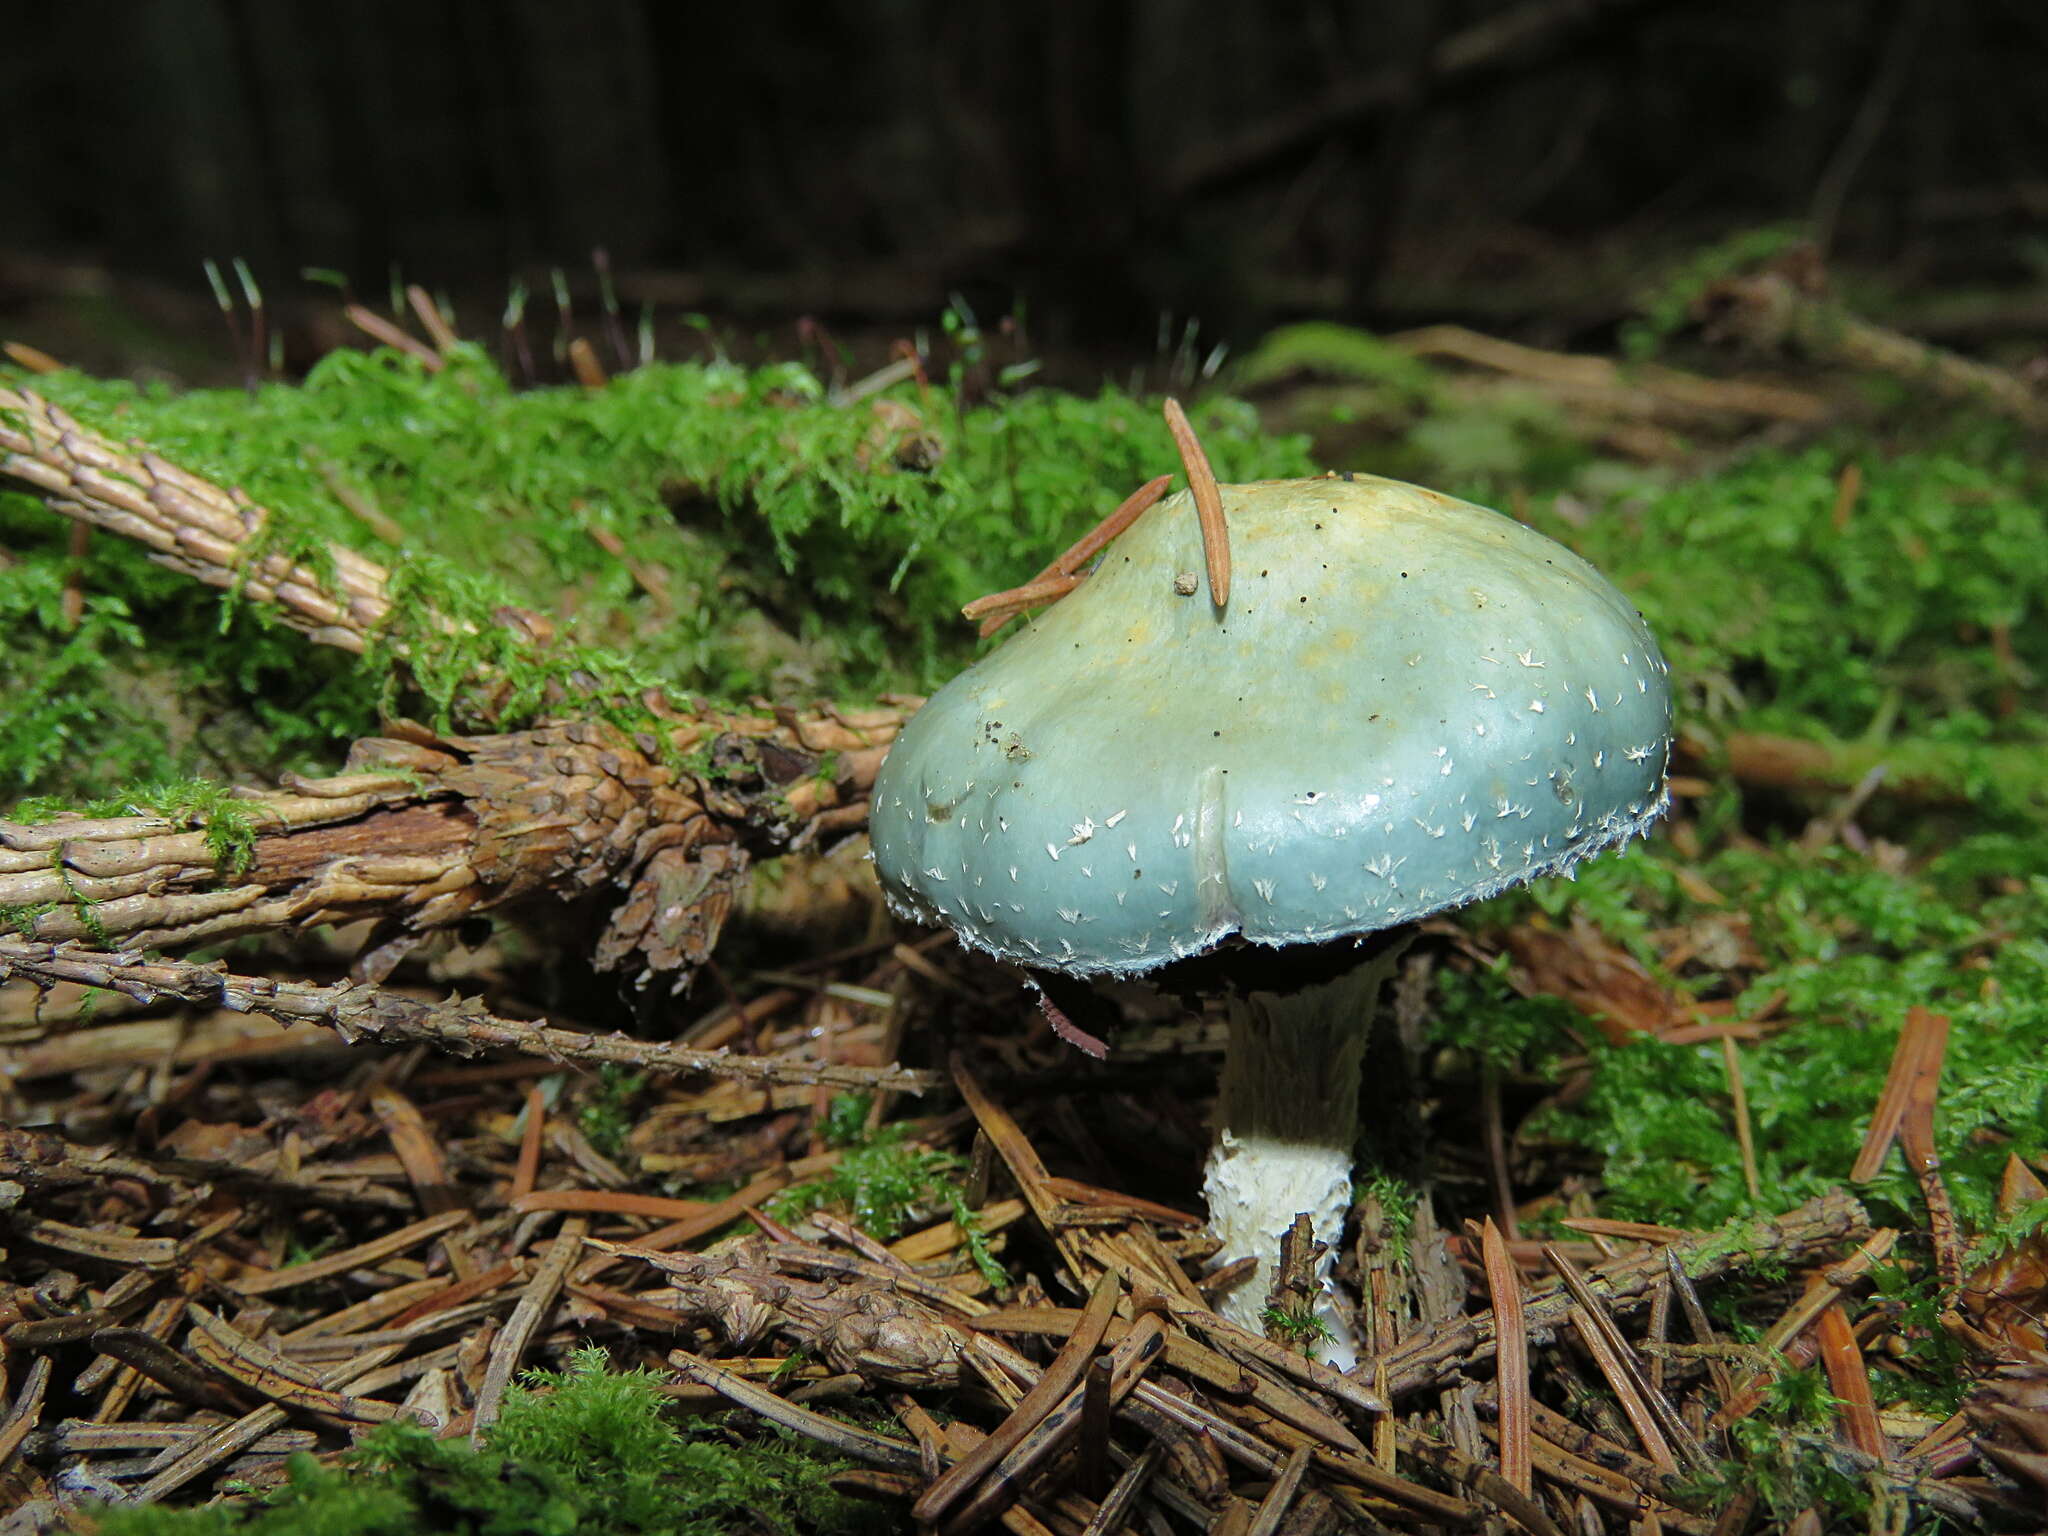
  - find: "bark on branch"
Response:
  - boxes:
[0,938,937,1092]
[0,707,909,988]
[0,384,395,653]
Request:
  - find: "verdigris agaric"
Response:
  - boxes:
[871,411,1671,1362]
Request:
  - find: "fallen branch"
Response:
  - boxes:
[1698,270,2048,431]
[1164,0,1671,199]
[0,706,906,987]
[0,938,936,1093]
[1390,324,1829,426]
[0,384,398,654]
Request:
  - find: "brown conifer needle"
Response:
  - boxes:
[1480,1218,1531,1497]
[913,1268,1121,1522]
[344,304,443,370]
[969,473,1173,637]
[1815,1303,1885,1457]
[962,573,1084,623]
[1041,472,1175,582]
[1851,1005,1948,1183]
[1163,397,1229,608]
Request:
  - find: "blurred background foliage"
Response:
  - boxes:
[5,0,2045,380]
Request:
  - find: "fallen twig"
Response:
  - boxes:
[0,938,934,1091]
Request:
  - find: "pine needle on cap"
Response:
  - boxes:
[1162,397,1230,608]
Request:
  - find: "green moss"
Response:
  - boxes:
[1675,1367,1877,1528]
[1349,1171,1417,1266]
[1620,226,1808,360]
[3,352,1310,800]
[575,1064,646,1161]
[772,1102,1007,1289]
[1466,830,2048,1235]
[89,1348,885,1536]
[1535,435,2048,756]
[0,901,56,938]
[1234,322,1440,401]
[1258,1306,1334,1354]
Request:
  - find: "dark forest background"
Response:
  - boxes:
[3,0,2045,376]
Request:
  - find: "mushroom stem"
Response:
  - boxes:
[1201,944,1406,1366]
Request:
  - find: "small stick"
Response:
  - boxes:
[1162,398,1229,608]
[1720,1036,1762,1203]
[1480,1218,1531,1497]
[472,1216,587,1441]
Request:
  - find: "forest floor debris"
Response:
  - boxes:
[2,261,2046,1531]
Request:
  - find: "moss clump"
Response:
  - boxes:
[87,1349,886,1536]
[1537,434,2048,760]
[1233,322,1592,498]
[1466,828,2048,1236]
[575,1064,646,1160]
[771,1094,1007,1288]
[1675,1366,1875,1527]
[2,350,1313,800]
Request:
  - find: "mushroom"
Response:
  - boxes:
[870,468,1671,1362]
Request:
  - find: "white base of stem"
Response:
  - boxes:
[1199,949,1402,1369]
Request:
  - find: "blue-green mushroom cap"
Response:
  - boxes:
[871,475,1671,978]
